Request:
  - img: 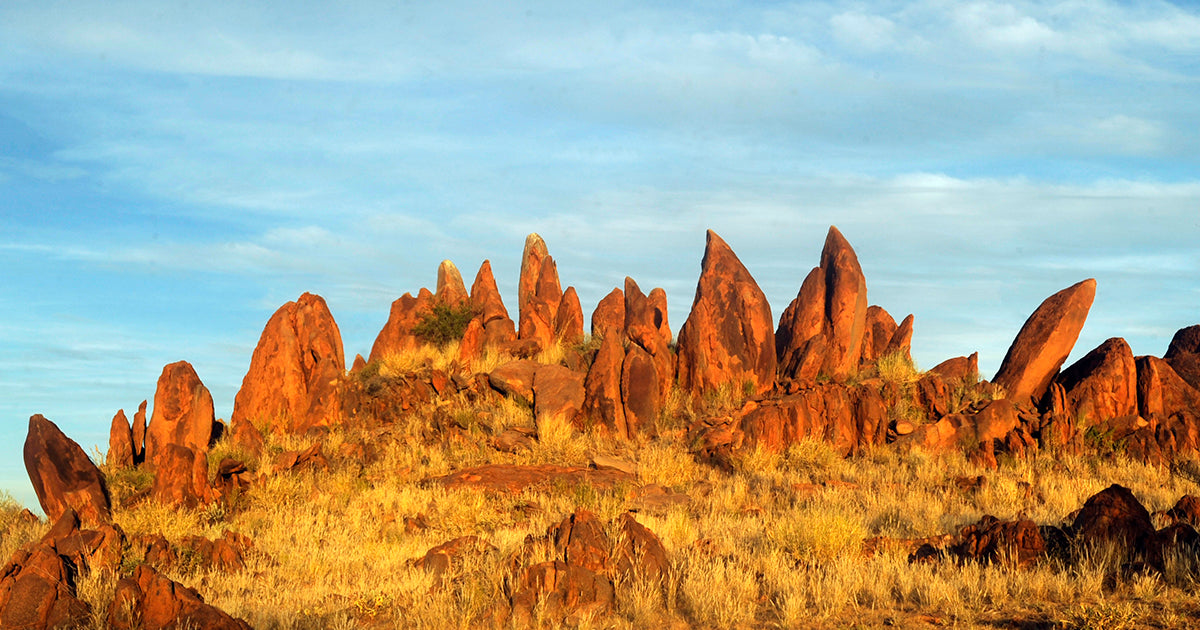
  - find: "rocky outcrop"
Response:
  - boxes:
[24,414,112,525]
[369,288,434,361]
[144,361,216,471]
[1165,325,1200,391]
[132,400,148,465]
[930,353,979,382]
[777,227,868,383]
[108,409,135,469]
[554,287,584,345]
[993,279,1096,403]
[581,332,626,436]
[533,364,586,427]
[108,565,251,630]
[470,260,517,348]
[1072,484,1154,553]
[1056,337,1137,426]
[231,292,345,435]
[435,259,469,307]
[677,230,776,397]
[517,234,562,351]
[737,385,888,456]
[949,516,1045,568]
[625,278,674,401]
[1126,356,1200,462]
[860,306,897,366]
[590,288,625,340]
[621,345,660,439]
[489,360,540,406]
[0,538,91,630]
[151,444,211,509]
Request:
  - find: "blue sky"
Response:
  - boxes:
[2,0,1198,510]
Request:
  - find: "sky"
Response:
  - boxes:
[1,0,1198,511]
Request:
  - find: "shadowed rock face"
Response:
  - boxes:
[1072,484,1154,552]
[0,537,92,630]
[554,286,584,345]
[1056,337,1137,425]
[232,292,345,434]
[993,279,1097,404]
[677,230,776,397]
[1166,325,1200,391]
[819,226,869,378]
[24,414,112,525]
[582,332,626,437]
[624,277,674,400]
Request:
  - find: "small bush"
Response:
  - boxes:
[412,302,475,348]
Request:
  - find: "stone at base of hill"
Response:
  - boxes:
[430,464,635,494]
[108,565,251,630]
[1072,484,1154,553]
[929,353,979,382]
[23,414,113,526]
[0,541,91,630]
[509,561,613,627]
[108,409,135,469]
[489,360,540,406]
[533,364,586,426]
[949,516,1045,567]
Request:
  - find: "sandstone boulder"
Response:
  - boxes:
[621,344,659,440]
[738,385,887,456]
[625,278,674,400]
[413,536,496,578]
[581,332,626,436]
[0,540,91,630]
[40,509,126,575]
[677,230,776,396]
[435,259,469,307]
[458,317,485,363]
[776,267,826,379]
[24,414,112,525]
[549,510,610,573]
[1135,356,1200,421]
[231,293,345,434]
[612,513,670,584]
[590,288,625,340]
[950,515,1045,567]
[859,305,897,366]
[470,260,517,348]
[145,361,216,469]
[369,288,434,361]
[108,409,135,469]
[518,233,551,319]
[1072,484,1154,552]
[489,360,540,405]
[1165,325,1200,390]
[150,444,210,509]
[509,561,613,626]
[533,364,586,426]
[884,314,914,360]
[1056,337,1137,426]
[993,279,1096,403]
[929,353,979,382]
[108,565,251,630]
[1166,495,1200,527]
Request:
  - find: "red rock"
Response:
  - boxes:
[993,279,1096,403]
[509,561,613,626]
[0,540,91,630]
[677,230,776,396]
[973,399,1020,443]
[554,286,584,344]
[884,314,914,361]
[612,513,670,583]
[738,385,887,456]
[413,536,496,578]
[274,444,328,473]
[929,353,979,382]
[369,288,434,361]
[859,305,897,366]
[1056,337,1137,425]
[489,359,540,405]
[518,234,563,349]
[150,444,210,508]
[436,259,469,307]
[533,364,586,426]
[39,508,125,575]
[1136,356,1200,420]
[581,332,626,436]
[145,361,216,470]
[1166,325,1200,390]
[177,531,254,571]
[229,419,264,460]
[549,510,610,573]
[625,278,674,400]
[350,353,367,373]
[458,317,485,363]
[108,409,135,469]
[213,459,251,503]
[107,565,251,630]
[23,414,112,525]
[431,464,635,494]
[647,288,672,345]
[819,227,869,378]
[470,260,518,348]
[590,288,625,340]
[1166,495,1200,527]
[1072,484,1154,552]
[132,399,148,465]
[776,267,826,378]
[231,293,346,435]
[621,344,659,440]
[950,515,1045,567]
[518,233,551,320]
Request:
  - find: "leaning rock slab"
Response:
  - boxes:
[677,230,776,397]
[24,414,112,525]
[993,279,1096,403]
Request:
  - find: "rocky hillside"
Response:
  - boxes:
[5,226,1200,629]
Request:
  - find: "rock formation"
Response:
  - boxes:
[435,259,469,307]
[0,538,91,629]
[108,409,135,469]
[554,286,584,345]
[993,279,1096,403]
[591,288,625,340]
[145,361,216,469]
[1056,337,1137,426]
[108,565,252,630]
[369,288,434,361]
[231,292,346,434]
[24,414,112,525]
[1165,325,1200,390]
[470,259,517,348]
[624,278,674,400]
[677,230,776,397]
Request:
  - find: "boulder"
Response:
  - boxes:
[369,288,434,361]
[621,344,659,440]
[518,235,564,350]
[973,399,1020,443]
[581,332,626,436]
[108,409,135,469]
[1135,356,1200,421]
[677,230,776,396]
[470,260,517,348]
[1072,484,1154,552]
[509,561,613,626]
[41,509,126,575]
[950,515,1045,568]
[554,287,584,345]
[231,293,346,435]
[0,540,91,630]
[1165,325,1200,390]
[1056,337,1137,426]
[1166,495,1200,527]
[533,364,586,426]
[929,353,979,382]
[859,305,897,366]
[107,565,251,630]
[489,360,540,406]
[738,385,887,456]
[776,267,826,379]
[612,513,670,583]
[145,361,216,470]
[549,510,610,573]
[150,444,210,509]
[458,317,485,363]
[435,259,469,307]
[884,314,914,361]
[993,279,1096,403]
[590,288,625,340]
[23,414,112,525]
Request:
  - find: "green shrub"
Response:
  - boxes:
[412,302,475,347]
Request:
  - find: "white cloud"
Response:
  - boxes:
[830,11,896,52]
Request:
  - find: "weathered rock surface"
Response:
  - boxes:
[369,288,434,361]
[470,260,518,348]
[489,360,540,405]
[108,565,251,630]
[518,233,551,320]
[590,288,625,340]
[41,508,126,575]
[950,516,1045,567]
[582,332,626,436]
[533,364,586,426]
[431,464,635,494]
[625,278,674,400]
[231,292,345,434]
[145,361,216,469]
[24,414,112,525]
[510,561,613,626]
[150,444,210,509]
[108,409,135,469]
[554,286,584,345]
[737,385,887,456]
[621,344,660,440]
[860,305,897,366]
[436,259,469,307]
[613,513,670,583]
[993,279,1096,403]
[413,536,496,578]
[132,400,148,465]
[1166,325,1200,390]
[929,353,979,382]
[549,511,610,574]
[1056,337,1137,426]
[0,540,91,630]
[677,230,776,396]
[518,234,567,350]
[1072,484,1154,552]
